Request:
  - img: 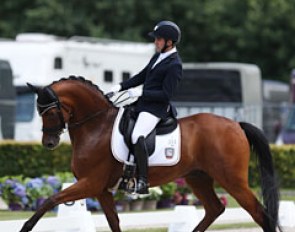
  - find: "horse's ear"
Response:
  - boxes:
[27,83,40,94]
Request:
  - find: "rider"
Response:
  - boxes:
[109,21,183,194]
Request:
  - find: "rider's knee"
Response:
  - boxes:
[132,133,144,145]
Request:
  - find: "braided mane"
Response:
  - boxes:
[51,75,114,105]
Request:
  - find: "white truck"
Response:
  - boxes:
[0,59,15,139]
[0,33,154,141]
[173,62,263,129]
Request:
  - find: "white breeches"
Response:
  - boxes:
[132,111,161,144]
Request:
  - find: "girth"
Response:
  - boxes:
[119,106,177,155]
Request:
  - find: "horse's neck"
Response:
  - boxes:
[68,106,118,143]
[68,107,119,178]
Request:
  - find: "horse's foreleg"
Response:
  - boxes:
[185,171,225,232]
[97,190,121,232]
[19,179,91,232]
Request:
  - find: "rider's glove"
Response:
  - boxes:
[110,84,121,93]
[105,84,121,98]
[128,87,143,98]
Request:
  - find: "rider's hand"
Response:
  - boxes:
[105,84,121,98]
[110,84,121,93]
[128,88,143,98]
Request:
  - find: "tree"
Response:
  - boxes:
[1,0,295,81]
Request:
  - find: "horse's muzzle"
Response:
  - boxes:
[42,134,60,150]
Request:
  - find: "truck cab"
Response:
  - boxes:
[0,59,16,139]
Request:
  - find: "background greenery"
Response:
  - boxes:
[0,142,71,177]
[0,142,294,188]
[1,0,295,82]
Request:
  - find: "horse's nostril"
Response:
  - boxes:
[47,143,55,149]
[43,136,60,150]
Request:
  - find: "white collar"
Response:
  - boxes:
[152,47,177,69]
[158,47,177,60]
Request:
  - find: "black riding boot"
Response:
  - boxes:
[134,136,149,194]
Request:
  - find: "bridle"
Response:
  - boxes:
[37,86,68,135]
[38,86,110,135]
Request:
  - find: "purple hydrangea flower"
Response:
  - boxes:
[26,178,43,189]
[21,196,29,205]
[13,183,26,197]
[86,198,100,211]
[46,176,61,189]
[5,179,16,187]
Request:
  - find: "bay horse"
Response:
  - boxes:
[20,76,281,232]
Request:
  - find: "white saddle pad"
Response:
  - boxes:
[111,107,181,166]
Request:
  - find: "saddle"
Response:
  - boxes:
[119,105,177,156]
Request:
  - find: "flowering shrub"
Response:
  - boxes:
[0,177,28,209]
[86,198,101,211]
[25,177,60,210]
[143,187,163,201]
[0,173,73,210]
[0,173,201,211]
[114,190,128,202]
[160,182,177,200]
[174,178,191,194]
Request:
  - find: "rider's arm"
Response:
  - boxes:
[141,63,182,102]
[120,53,159,91]
[120,66,147,91]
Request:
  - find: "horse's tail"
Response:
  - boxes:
[239,122,280,232]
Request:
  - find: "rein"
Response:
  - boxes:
[67,107,110,129]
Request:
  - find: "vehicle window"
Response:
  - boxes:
[16,92,35,122]
[54,57,63,69]
[122,72,130,81]
[173,69,242,103]
[285,108,295,131]
[104,70,113,82]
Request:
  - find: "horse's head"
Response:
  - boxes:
[27,83,68,149]
[27,77,115,149]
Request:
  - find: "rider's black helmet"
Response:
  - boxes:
[148,21,181,44]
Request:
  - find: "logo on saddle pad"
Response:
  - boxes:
[111,108,181,166]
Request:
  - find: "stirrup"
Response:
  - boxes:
[118,177,137,194]
[118,161,137,193]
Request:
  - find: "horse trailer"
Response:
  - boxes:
[0,33,154,141]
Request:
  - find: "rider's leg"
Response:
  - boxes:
[132,112,160,194]
[133,136,149,194]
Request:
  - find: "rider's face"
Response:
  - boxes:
[154,37,172,53]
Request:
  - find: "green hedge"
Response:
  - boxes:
[0,142,71,177]
[269,145,295,188]
[0,142,294,188]
[247,145,295,188]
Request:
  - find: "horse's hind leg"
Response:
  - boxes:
[185,170,225,232]
[221,181,266,230]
